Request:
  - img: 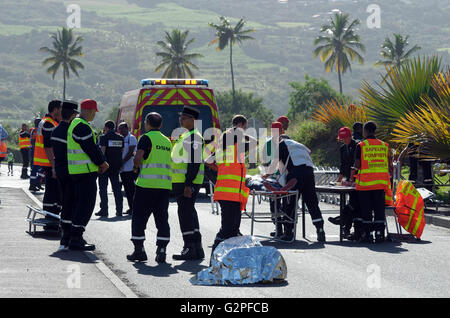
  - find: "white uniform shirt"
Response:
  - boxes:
[121,133,137,172]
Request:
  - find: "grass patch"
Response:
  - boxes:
[437,48,450,53]
[276,22,311,28]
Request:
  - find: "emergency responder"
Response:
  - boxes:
[29,118,44,191]
[328,127,363,240]
[171,106,205,261]
[262,122,288,238]
[353,122,363,141]
[96,120,124,218]
[67,99,109,251]
[118,122,137,215]
[6,152,14,176]
[51,101,79,251]
[127,112,172,263]
[18,123,31,179]
[277,116,290,135]
[34,100,62,222]
[0,123,8,165]
[354,121,392,243]
[275,133,326,242]
[207,115,251,257]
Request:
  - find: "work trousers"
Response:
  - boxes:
[42,166,62,214]
[29,165,44,187]
[120,171,136,210]
[20,148,30,168]
[8,162,13,174]
[58,175,76,240]
[213,200,242,248]
[284,165,324,234]
[358,190,386,233]
[131,186,170,248]
[174,184,202,245]
[98,169,123,214]
[341,192,363,232]
[71,173,98,237]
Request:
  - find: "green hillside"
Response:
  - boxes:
[0,0,449,127]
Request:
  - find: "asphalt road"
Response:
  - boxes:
[2,164,450,298]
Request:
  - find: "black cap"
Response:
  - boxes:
[179,106,200,119]
[62,100,79,113]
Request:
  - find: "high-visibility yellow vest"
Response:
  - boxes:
[355,139,390,191]
[19,131,31,149]
[136,130,172,190]
[33,116,58,167]
[171,129,204,185]
[67,118,99,175]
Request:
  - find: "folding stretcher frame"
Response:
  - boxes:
[242,190,299,243]
[26,205,60,235]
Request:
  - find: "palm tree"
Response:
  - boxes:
[375,33,421,68]
[313,13,366,94]
[40,27,84,100]
[209,16,255,104]
[154,29,203,78]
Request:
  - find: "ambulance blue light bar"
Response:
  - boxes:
[141,79,209,87]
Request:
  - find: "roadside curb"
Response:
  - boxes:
[22,187,139,298]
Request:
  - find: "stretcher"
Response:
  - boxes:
[242,190,299,243]
[26,205,60,235]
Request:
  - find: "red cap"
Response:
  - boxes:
[277,116,290,124]
[271,121,284,135]
[338,127,352,140]
[80,99,99,112]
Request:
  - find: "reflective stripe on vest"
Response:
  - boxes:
[394,180,426,238]
[171,129,205,184]
[19,133,31,149]
[213,144,249,211]
[67,118,99,175]
[136,131,172,190]
[355,139,390,191]
[33,116,58,167]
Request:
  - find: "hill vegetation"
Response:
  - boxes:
[0,0,449,128]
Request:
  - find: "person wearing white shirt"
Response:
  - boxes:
[119,122,137,215]
[275,133,326,242]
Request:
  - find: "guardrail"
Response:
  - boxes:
[313,166,341,205]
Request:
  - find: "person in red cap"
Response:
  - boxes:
[328,126,362,240]
[66,99,109,251]
[277,116,290,133]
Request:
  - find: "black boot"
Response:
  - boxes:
[270,223,284,238]
[155,246,167,263]
[196,242,205,259]
[68,236,96,251]
[374,231,385,243]
[328,216,341,225]
[316,227,326,242]
[358,231,373,243]
[126,246,148,262]
[173,244,199,261]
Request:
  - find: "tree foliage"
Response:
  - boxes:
[313,13,365,94]
[40,27,84,100]
[287,74,347,119]
[215,90,273,129]
[375,33,421,68]
[154,29,203,78]
[209,16,255,98]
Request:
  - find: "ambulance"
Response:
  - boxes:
[116,78,221,191]
[117,78,220,139]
